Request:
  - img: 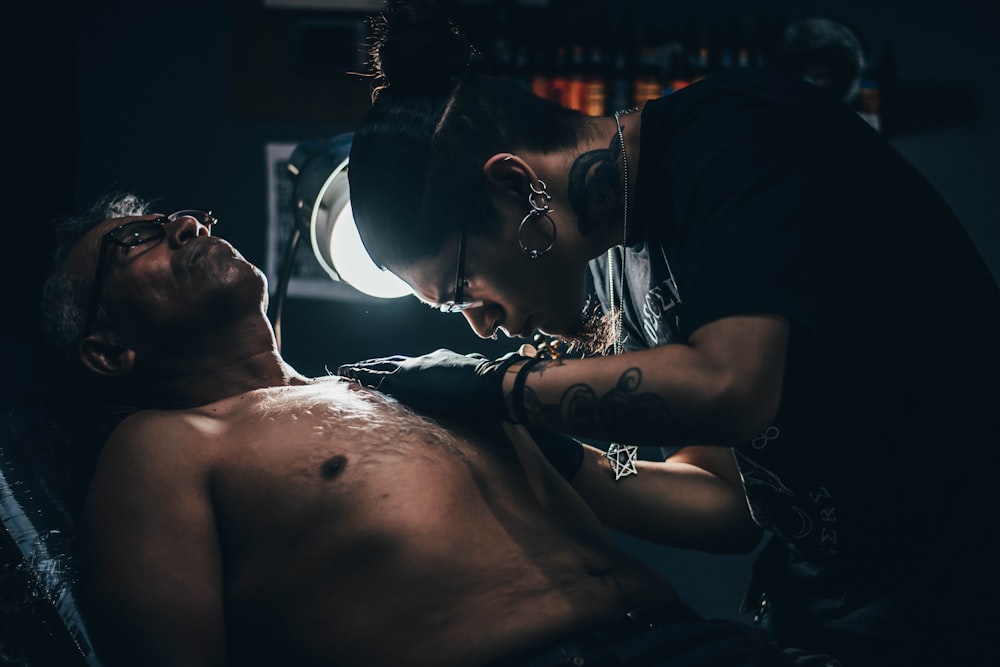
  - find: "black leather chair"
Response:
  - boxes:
[0,409,104,667]
[1,327,105,667]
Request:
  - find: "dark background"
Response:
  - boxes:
[5,0,997,624]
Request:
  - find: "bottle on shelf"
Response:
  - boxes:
[605,0,634,112]
[583,43,609,116]
[548,44,570,107]
[689,17,714,85]
[567,42,587,112]
[624,18,683,98]
[508,0,549,97]
[664,44,692,93]
[607,46,632,112]
[529,43,551,101]
[632,39,664,109]
[854,50,882,132]
[510,41,532,91]
[485,1,514,79]
[723,16,747,70]
[706,18,725,74]
[748,10,772,69]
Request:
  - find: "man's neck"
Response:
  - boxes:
[136,345,311,410]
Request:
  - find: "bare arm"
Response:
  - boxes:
[81,413,225,667]
[505,314,790,449]
[571,444,761,554]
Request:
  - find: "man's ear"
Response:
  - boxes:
[483,153,534,200]
[79,330,136,377]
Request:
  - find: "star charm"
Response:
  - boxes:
[605,443,638,480]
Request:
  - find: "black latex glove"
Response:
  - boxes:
[337,348,527,419]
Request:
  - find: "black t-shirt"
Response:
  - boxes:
[590,69,1000,663]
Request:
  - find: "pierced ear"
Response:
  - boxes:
[483,153,533,199]
[79,330,136,377]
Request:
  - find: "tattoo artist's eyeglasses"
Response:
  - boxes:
[438,220,484,313]
[84,210,218,333]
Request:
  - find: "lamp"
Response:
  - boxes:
[271,132,411,349]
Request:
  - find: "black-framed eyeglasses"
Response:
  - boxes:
[83,209,218,333]
[438,220,484,313]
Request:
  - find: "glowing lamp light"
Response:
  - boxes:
[271,133,412,349]
[308,160,411,300]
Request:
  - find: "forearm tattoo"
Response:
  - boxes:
[522,365,687,445]
[567,135,623,236]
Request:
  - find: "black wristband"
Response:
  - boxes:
[527,428,586,482]
[510,356,544,425]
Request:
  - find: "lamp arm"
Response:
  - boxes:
[270,224,302,352]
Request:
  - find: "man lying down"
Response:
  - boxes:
[37,192,807,666]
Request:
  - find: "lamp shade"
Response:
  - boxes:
[288,133,411,299]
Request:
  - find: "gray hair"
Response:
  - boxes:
[39,192,152,362]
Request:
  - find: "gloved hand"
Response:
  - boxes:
[337,348,527,419]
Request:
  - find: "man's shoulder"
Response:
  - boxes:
[112,405,208,430]
[85,409,220,518]
[102,407,221,459]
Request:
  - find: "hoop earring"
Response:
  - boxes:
[518,179,556,259]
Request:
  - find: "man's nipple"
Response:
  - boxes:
[319,455,347,480]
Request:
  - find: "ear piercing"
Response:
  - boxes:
[518,180,556,259]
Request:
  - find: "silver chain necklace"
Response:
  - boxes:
[608,110,630,356]
[603,110,640,481]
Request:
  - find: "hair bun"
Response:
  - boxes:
[368,0,475,98]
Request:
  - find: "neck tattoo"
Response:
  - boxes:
[608,110,630,356]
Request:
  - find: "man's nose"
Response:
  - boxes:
[168,213,213,245]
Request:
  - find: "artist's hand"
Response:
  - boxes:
[338,348,526,419]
